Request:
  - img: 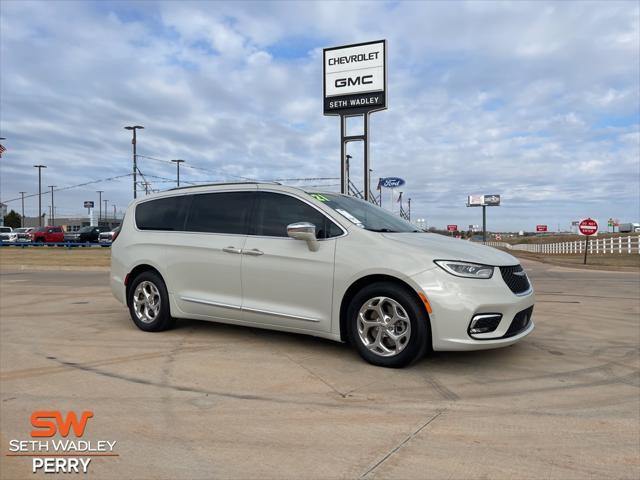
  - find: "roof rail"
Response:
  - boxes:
[169,181,280,191]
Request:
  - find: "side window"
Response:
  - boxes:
[252,192,342,239]
[136,195,190,231]
[185,192,253,234]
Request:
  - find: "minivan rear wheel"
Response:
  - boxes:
[127,271,174,332]
[347,282,430,368]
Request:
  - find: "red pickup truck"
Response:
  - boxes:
[30,226,64,243]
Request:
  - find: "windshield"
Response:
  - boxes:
[307,192,419,233]
[15,228,28,232]
[79,226,94,233]
[0,227,11,232]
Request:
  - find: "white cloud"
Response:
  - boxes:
[0,0,638,229]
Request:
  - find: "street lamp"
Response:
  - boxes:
[124,125,144,199]
[171,159,185,187]
[33,165,47,226]
[112,203,116,220]
[103,199,108,221]
[19,192,26,227]
[48,185,56,226]
[96,191,104,223]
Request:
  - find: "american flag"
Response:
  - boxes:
[0,144,5,157]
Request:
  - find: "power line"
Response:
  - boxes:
[136,154,256,182]
[1,173,133,204]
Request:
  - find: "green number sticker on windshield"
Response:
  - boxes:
[310,193,329,202]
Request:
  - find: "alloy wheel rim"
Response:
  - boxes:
[357,296,411,357]
[133,281,161,324]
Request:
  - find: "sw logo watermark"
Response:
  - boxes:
[7,410,118,474]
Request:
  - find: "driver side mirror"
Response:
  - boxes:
[287,222,319,252]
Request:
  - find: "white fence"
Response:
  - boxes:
[485,236,640,255]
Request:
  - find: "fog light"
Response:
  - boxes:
[468,314,503,338]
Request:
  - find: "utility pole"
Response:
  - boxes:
[171,159,185,187]
[33,165,47,227]
[48,185,56,226]
[407,198,411,221]
[124,125,144,199]
[19,192,26,227]
[482,205,487,243]
[345,154,351,192]
[96,190,104,223]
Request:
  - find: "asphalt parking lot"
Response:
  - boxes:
[1,260,638,479]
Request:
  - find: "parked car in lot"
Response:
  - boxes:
[0,226,17,242]
[30,226,64,243]
[13,227,35,242]
[64,225,111,243]
[111,183,535,367]
[99,226,121,244]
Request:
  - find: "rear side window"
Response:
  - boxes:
[136,196,190,231]
[252,192,342,239]
[185,192,253,234]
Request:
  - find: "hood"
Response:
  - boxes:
[381,233,518,267]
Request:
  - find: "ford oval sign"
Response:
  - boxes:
[380,177,406,188]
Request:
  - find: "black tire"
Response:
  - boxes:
[127,270,175,332]
[347,282,430,368]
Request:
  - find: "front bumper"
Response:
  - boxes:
[412,266,535,351]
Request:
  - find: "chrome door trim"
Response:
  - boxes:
[180,296,320,323]
[180,296,241,311]
[242,305,321,322]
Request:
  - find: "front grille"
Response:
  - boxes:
[503,306,534,338]
[499,265,531,294]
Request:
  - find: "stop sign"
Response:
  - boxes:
[579,218,598,236]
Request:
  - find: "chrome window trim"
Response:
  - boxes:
[253,188,348,240]
[133,187,349,241]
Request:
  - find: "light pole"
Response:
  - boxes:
[19,192,26,227]
[97,190,104,223]
[33,165,47,226]
[48,185,56,226]
[112,204,116,220]
[171,159,185,187]
[103,199,108,222]
[124,125,144,199]
[345,154,352,192]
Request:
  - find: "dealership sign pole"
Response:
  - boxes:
[467,194,500,242]
[579,218,598,265]
[324,40,387,201]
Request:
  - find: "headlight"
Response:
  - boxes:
[434,260,494,279]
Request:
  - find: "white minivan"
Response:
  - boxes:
[111,183,534,367]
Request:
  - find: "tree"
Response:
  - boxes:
[3,210,22,229]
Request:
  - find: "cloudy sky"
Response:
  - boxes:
[1,0,638,231]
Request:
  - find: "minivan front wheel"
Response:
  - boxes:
[127,271,174,332]
[347,283,430,367]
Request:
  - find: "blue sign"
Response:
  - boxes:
[379,177,406,189]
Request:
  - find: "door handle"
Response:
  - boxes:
[222,246,243,254]
[243,248,264,256]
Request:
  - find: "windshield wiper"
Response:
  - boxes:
[366,228,399,232]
